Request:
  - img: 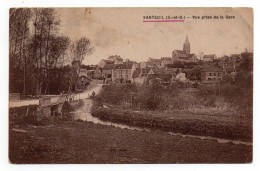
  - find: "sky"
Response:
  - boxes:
[55,8,253,65]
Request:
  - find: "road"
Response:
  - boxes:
[9,84,103,108]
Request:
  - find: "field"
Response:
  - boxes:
[9,121,252,164]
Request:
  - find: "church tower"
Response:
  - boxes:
[183,35,190,55]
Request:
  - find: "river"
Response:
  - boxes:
[72,99,252,146]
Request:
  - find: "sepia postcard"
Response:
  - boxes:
[9,7,253,164]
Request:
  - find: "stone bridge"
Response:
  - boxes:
[9,84,103,119]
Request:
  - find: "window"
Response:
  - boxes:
[213,73,216,76]
[208,78,211,81]
[209,73,212,76]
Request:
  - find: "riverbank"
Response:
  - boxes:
[9,120,252,164]
[92,107,252,142]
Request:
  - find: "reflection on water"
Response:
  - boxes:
[73,99,150,132]
[73,99,252,146]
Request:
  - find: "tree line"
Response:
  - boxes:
[9,8,93,96]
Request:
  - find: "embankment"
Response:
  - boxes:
[92,107,252,142]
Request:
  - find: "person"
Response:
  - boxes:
[92,91,95,97]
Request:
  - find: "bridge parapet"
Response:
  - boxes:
[39,95,66,107]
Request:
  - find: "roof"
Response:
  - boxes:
[203,54,216,58]
[150,68,177,75]
[188,54,196,58]
[102,59,115,64]
[174,50,186,54]
[79,75,92,80]
[103,64,115,70]
[161,57,172,61]
[140,68,151,76]
[202,66,223,72]
[114,63,133,69]
[108,55,123,61]
[148,57,161,63]
[124,61,137,65]
[179,57,190,60]
[150,68,164,75]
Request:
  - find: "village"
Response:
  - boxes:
[74,36,252,91]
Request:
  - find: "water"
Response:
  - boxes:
[168,132,252,146]
[73,99,252,146]
[72,99,150,132]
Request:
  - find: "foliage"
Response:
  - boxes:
[9,8,94,95]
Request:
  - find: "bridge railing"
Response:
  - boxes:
[39,95,67,107]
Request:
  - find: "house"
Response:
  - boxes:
[172,35,198,63]
[133,68,176,86]
[203,54,216,62]
[160,57,173,67]
[93,67,102,79]
[86,70,94,78]
[98,59,115,68]
[139,62,154,69]
[78,68,94,78]
[147,57,162,67]
[108,55,124,64]
[77,75,92,90]
[102,64,115,83]
[201,66,223,82]
[112,63,136,84]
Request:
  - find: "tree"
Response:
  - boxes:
[9,8,72,96]
[9,8,31,95]
[71,37,94,91]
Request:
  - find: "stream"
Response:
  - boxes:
[72,99,252,146]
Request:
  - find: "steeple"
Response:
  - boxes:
[183,35,190,55]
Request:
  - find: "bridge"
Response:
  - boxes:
[9,84,103,119]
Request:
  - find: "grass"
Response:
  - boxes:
[92,106,252,141]
[9,121,252,164]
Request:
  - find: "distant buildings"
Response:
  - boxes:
[108,55,124,65]
[112,62,136,84]
[161,57,173,67]
[172,35,198,63]
[201,66,223,82]
[102,64,115,83]
[203,54,217,62]
[72,36,253,88]
[77,75,92,90]
[98,59,115,68]
[132,68,178,86]
[93,67,102,79]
